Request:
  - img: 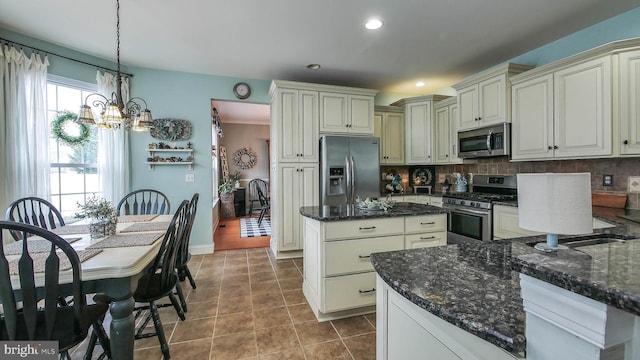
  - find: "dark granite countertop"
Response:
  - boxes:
[299,202,446,221]
[370,242,529,355]
[370,206,640,355]
[511,206,640,317]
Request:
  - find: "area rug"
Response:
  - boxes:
[240,217,271,238]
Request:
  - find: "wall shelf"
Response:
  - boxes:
[146,148,194,171]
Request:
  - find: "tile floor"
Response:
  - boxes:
[71,247,376,360]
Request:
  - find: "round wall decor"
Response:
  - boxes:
[51,111,92,147]
[233,147,257,169]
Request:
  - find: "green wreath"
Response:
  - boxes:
[51,111,91,147]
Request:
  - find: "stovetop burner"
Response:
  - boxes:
[443,175,518,210]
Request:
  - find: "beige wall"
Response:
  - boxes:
[219,123,270,185]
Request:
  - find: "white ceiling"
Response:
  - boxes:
[1,0,639,115]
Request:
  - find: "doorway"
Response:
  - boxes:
[211,99,271,251]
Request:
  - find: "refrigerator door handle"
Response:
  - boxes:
[350,155,356,203]
[345,154,352,204]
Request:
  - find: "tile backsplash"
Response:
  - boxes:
[382,157,640,209]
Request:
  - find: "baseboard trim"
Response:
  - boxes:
[190,243,214,255]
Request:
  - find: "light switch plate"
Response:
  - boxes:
[185,173,195,183]
[629,176,640,193]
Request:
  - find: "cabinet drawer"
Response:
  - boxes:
[324,235,404,276]
[405,231,447,249]
[405,214,447,234]
[324,272,376,312]
[324,217,404,240]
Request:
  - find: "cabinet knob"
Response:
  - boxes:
[548,146,553,150]
[445,154,448,158]
[624,140,629,145]
[554,145,558,150]
[478,117,481,121]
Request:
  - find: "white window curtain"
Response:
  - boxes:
[0,44,50,213]
[96,70,130,206]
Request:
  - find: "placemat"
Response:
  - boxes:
[86,232,164,250]
[9,249,103,275]
[118,214,159,223]
[51,224,90,235]
[3,237,82,256]
[119,221,170,233]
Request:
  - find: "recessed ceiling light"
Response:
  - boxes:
[307,64,321,70]
[365,18,383,30]
[416,81,426,87]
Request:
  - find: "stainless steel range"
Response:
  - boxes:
[443,175,517,244]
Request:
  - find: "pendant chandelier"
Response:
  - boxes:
[77,0,152,131]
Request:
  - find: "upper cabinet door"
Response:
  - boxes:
[553,56,612,158]
[272,88,319,163]
[619,50,640,155]
[405,101,433,164]
[320,92,374,134]
[511,74,554,160]
[299,90,319,162]
[349,95,375,134]
[457,86,478,131]
[434,105,451,164]
[319,92,349,133]
[478,74,507,126]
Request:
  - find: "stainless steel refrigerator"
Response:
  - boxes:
[320,135,380,206]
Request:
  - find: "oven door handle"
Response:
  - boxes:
[444,205,489,216]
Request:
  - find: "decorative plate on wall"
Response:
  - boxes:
[150,118,192,141]
[409,166,436,187]
[233,147,257,169]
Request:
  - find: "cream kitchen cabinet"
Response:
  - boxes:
[302,211,447,321]
[319,91,376,135]
[434,97,461,164]
[453,63,532,131]
[374,106,405,164]
[391,95,449,164]
[270,82,319,163]
[404,213,447,249]
[493,205,542,239]
[619,49,640,155]
[401,195,443,208]
[511,56,612,160]
[377,276,522,360]
[270,163,318,257]
[493,204,614,240]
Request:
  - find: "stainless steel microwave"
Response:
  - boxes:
[457,123,510,158]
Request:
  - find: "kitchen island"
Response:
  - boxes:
[299,202,447,321]
[371,207,640,360]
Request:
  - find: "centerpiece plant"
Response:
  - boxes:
[75,195,118,238]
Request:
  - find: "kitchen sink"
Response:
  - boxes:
[526,236,636,250]
[561,238,628,248]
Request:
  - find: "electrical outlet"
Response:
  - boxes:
[603,174,613,186]
[629,176,640,193]
[185,173,195,183]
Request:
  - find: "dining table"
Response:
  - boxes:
[6,214,172,360]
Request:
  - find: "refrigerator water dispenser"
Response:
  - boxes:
[328,167,345,195]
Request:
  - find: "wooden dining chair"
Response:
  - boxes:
[175,193,199,312]
[132,200,190,359]
[116,189,171,215]
[247,179,268,216]
[257,186,270,227]
[5,197,66,240]
[0,221,111,359]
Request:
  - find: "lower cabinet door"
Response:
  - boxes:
[404,231,447,249]
[324,272,376,312]
[324,235,404,276]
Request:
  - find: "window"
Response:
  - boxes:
[47,76,101,219]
